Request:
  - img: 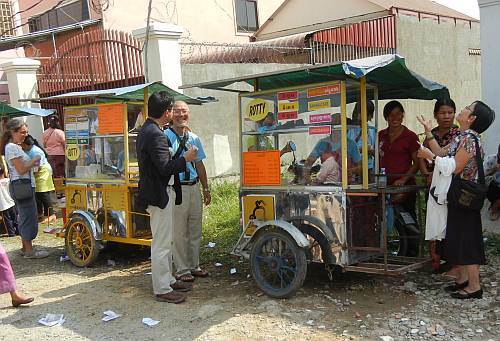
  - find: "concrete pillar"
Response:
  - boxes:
[133,23,183,92]
[478,0,500,155]
[0,57,44,142]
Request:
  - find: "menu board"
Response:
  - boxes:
[242,150,281,186]
[98,104,125,134]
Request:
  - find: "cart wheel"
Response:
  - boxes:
[388,223,408,256]
[65,216,99,267]
[250,229,307,298]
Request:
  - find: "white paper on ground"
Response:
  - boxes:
[144,272,152,275]
[38,314,65,327]
[215,262,223,267]
[207,242,216,248]
[102,310,121,322]
[230,268,237,275]
[59,255,70,262]
[142,317,160,327]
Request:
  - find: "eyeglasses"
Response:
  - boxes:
[465,105,472,112]
[173,109,189,115]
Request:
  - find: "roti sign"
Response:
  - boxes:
[66,144,80,161]
[246,98,270,122]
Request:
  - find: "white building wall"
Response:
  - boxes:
[478,0,500,155]
[102,0,283,44]
[385,15,481,136]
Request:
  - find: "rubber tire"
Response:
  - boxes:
[404,224,420,257]
[65,216,100,267]
[389,222,408,257]
[250,229,307,299]
[298,223,335,264]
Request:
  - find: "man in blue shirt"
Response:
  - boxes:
[165,101,211,283]
[347,101,376,181]
[304,113,362,184]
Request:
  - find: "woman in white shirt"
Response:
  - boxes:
[0,118,48,259]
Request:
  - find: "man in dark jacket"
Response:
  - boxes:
[137,91,197,303]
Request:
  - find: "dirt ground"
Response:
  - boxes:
[0,226,499,341]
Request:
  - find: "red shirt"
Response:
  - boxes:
[378,126,419,185]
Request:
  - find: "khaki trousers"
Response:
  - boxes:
[147,186,176,295]
[173,184,203,276]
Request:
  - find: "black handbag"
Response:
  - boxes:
[447,135,487,210]
[10,178,33,201]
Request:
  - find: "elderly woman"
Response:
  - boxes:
[419,99,460,270]
[0,119,48,259]
[418,101,495,299]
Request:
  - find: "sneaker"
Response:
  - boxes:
[24,250,49,259]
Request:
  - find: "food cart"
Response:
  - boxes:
[181,54,450,298]
[35,82,204,267]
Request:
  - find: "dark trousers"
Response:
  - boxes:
[36,191,55,217]
[1,206,18,236]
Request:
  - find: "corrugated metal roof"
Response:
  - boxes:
[367,0,478,21]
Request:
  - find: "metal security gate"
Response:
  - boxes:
[37,28,145,114]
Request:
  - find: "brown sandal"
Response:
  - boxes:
[175,273,195,282]
[192,269,209,278]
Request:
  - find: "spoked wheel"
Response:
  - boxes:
[65,216,99,267]
[250,229,307,298]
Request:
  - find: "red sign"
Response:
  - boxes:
[309,125,332,135]
[277,111,298,120]
[277,91,298,101]
[307,84,341,98]
[309,113,332,124]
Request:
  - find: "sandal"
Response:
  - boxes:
[444,281,468,292]
[192,269,209,278]
[175,273,195,282]
[450,288,483,299]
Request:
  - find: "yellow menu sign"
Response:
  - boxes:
[65,144,80,161]
[246,98,271,121]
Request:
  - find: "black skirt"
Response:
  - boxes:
[442,204,486,265]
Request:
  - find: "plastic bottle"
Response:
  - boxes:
[379,168,387,188]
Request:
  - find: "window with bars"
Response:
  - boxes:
[235,0,258,33]
[28,0,90,33]
[0,1,14,37]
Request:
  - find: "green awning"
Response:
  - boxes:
[34,82,204,105]
[180,54,449,101]
[0,104,55,118]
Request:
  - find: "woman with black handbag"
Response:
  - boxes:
[0,118,48,259]
[417,101,495,299]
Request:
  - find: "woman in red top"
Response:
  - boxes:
[379,101,420,256]
[379,100,420,186]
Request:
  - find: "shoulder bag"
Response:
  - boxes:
[447,134,487,210]
[10,176,33,201]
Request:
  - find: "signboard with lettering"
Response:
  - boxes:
[277,91,298,101]
[277,111,298,121]
[98,104,125,134]
[278,101,298,112]
[309,113,332,124]
[309,125,332,135]
[245,98,271,122]
[308,99,331,111]
[242,150,281,186]
[307,84,340,98]
[65,144,80,161]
